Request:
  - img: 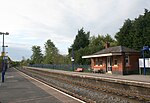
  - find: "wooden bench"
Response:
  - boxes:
[75,68,84,72]
[92,68,104,73]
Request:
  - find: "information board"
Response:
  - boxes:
[139,58,150,68]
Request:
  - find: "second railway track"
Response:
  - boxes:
[17,67,150,103]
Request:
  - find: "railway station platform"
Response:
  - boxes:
[0,68,83,103]
[30,67,150,83]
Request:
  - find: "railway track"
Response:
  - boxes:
[29,67,150,85]
[16,68,86,103]
[17,67,149,103]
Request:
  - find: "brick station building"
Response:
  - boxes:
[82,44,140,75]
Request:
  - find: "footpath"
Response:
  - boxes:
[0,68,82,103]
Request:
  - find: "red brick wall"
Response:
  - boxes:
[91,56,123,74]
[91,57,106,72]
[112,53,139,75]
[112,55,123,75]
[125,53,139,74]
[90,53,139,75]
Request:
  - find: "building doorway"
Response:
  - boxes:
[107,57,112,73]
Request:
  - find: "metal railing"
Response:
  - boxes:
[29,64,91,72]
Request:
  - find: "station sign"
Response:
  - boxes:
[139,58,150,68]
[143,46,149,51]
[71,57,74,62]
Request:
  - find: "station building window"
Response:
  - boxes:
[114,59,118,65]
[95,58,99,66]
[99,59,103,66]
[125,55,129,66]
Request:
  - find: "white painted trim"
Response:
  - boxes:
[82,53,122,59]
[107,71,112,74]
[82,53,112,58]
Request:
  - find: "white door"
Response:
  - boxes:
[107,57,112,73]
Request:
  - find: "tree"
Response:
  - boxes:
[31,46,43,64]
[44,39,59,64]
[69,30,117,64]
[115,19,133,48]
[115,9,150,53]
[68,28,90,64]
[56,54,71,64]
[133,9,150,50]
[89,34,117,54]
[69,28,90,52]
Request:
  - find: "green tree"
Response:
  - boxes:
[133,9,150,50]
[89,34,117,54]
[11,61,20,67]
[69,31,116,64]
[69,28,90,52]
[115,9,150,53]
[115,19,133,48]
[44,39,59,64]
[68,28,90,64]
[31,46,43,64]
[56,54,71,64]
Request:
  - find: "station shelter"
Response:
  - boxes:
[82,44,140,75]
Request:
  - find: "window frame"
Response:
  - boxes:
[125,55,129,66]
[114,59,118,66]
[95,58,99,66]
[99,59,103,66]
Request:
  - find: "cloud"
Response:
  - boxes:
[0,0,149,60]
[7,47,32,61]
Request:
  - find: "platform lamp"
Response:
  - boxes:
[0,32,9,83]
[71,48,74,71]
[3,46,8,74]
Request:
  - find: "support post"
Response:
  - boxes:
[0,32,9,83]
[71,48,74,71]
[143,50,146,75]
[2,34,5,82]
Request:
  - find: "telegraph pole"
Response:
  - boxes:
[0,32,9,83]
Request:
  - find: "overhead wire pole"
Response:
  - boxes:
[0,32,9,83]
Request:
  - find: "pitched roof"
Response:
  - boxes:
[94,46,139,55]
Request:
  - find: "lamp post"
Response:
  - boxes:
[71,48,74,71]
[0,32,9,83]
[3,46,8,74]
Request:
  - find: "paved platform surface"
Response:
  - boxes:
[29,67,150,83]
[0,68,82,103]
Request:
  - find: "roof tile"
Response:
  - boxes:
[94,46,139,55]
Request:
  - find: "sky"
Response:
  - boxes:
[0,0,150,61]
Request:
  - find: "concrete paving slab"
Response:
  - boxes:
[0,68,83,103]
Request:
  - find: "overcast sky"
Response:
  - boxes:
[0,0,150,61]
